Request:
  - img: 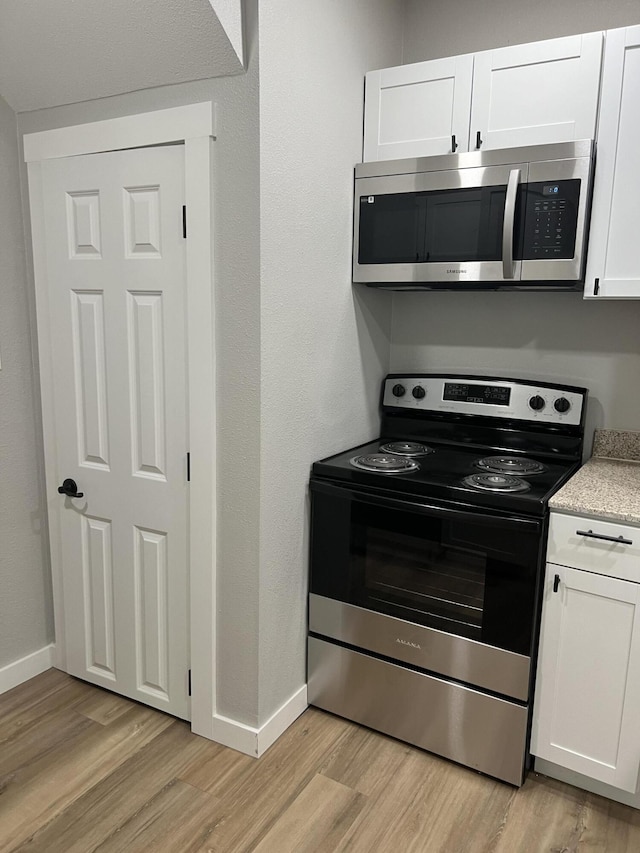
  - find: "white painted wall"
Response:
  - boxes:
[0,92,53,668]
[0,0,243,112]
[16,5,262,725]
[391,1,640,447]
[402,0,640,63]
[256,0,403,721]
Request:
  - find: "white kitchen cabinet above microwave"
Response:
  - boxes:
[585,26,640,300]
[363,32,603,161]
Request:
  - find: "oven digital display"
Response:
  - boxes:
[443,383,511,406]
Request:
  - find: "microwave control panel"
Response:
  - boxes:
[521,179,580,260]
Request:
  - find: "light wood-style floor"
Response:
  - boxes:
[1,669,640,852]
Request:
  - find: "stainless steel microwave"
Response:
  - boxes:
[353,140,595,290]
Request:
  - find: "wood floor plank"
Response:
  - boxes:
[0,706,95,779]
[73,688,137,726]
[0,671,91,745]
[578,794,640,852]
[494,780,640,853]
[0,703,172,850]
[179,709,355,851]
[13,721,212,853]
[4,676,640,853]
[332,747,514,853]
[251,774,366,853]
[91,779,219,853]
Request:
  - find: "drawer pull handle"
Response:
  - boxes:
[576,529,633,546]
[553,574,560,593]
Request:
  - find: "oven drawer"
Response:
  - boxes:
[308,637,528,786]
[548,513,640,582]
[309,594,530,701]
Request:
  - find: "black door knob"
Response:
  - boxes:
[58,478,84,499]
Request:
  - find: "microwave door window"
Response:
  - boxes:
[424,186,507,262]
[358,193,426,264]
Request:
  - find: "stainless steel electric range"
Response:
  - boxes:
[307,373,587,786]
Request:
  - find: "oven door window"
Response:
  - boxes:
[310,482,541,657]
[351,502,539,655]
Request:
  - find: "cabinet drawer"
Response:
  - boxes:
[548,512,640,581]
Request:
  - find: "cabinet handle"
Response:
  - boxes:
[476,130,483,149]
[553,574,560,593]
[451,134,458,152]
[576,529,633,546]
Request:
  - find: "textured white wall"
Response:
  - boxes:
[391,2,640,448]
[402,0,640,63]
[17,5,262,724]
[256,0,403,722]
[0,93,53,667]
[0,0,243,112]
[390,292,640,450]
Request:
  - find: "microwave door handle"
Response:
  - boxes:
[502,168,520,279]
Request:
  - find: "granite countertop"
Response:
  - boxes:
[549,430,640,525]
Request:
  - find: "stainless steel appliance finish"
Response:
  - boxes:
[308,373,587,787]
[308,637,529,787]
[309,594,531,700]
[353,139,594,289]
[381,375,584,427]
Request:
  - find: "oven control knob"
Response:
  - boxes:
[554,397,571,414]
[392,383,406,398]
[529,395,545,411]
[412,385,426,400]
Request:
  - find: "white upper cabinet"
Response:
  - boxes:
[363,55,474,161]
[585,26,640,299]
[470,33,603,151]
[362,33,603,163]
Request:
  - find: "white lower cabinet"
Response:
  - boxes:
[532,514,640,793]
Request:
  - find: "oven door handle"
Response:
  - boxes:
[310,479,542,534]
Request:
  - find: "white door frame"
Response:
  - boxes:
[24,102,217,739]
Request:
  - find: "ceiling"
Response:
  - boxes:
[0,0,244,113]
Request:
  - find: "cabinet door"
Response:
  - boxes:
[532,565,640,792]
[363,55,473,162]
[469,33,602,151]
[585,26,640,299]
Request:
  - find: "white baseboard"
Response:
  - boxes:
[0,644,55,695]
[211,684,308,758]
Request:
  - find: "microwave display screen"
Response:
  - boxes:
[443,383,511,406]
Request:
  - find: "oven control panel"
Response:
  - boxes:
[383,375,586,426]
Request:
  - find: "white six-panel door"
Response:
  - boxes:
[40,145,190,720]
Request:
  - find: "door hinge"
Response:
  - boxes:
[188,669,192,696]
[187,452,191,482]
[594,277,600,296]
[182,205,187,239]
